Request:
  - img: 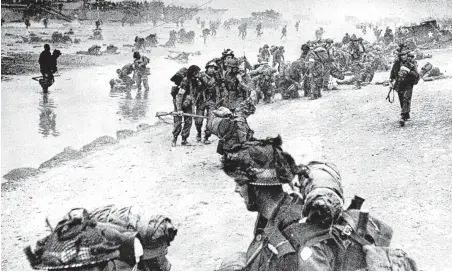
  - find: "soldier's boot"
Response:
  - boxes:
[181,138,191,146]
[196,133,202,143]
[171,136,177,147]
[203,138,211,145]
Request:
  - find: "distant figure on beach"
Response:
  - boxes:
[95,19,102,30]
[43,18,48,28]
[25,18,31,29]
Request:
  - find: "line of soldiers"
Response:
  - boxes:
[170,49,252,147]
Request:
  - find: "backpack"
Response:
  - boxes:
[282,198,418,271]
[24,208,135,270]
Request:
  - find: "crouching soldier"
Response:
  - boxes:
[110,63,135,90]
[24,205,177,271]
[419,62,444,81]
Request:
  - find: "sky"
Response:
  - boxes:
[160,0,452,23]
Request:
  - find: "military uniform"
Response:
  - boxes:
[195,70,221,142]
[245,194,304,271]
[390,52,419,121]
[224,64,249,109]
[172,76,197,144]
[133,55,150,92]
[348,36,365,89]
[306,52,324,99]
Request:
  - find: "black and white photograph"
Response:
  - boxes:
[1,0,451,270]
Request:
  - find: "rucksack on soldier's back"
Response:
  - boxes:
[282,197,418,271]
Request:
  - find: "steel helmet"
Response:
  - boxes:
[205,61,218,69]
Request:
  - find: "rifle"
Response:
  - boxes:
[385,81,397,103]
[155,111,208,119]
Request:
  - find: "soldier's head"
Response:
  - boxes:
[133,51,141,60]
[44,44,50,51]
[226,58,240,74]
[222,135,299,212]
[205,61,218,75]
[301,44,310,53]
[222,49,235,61]
[187,65,201,79]
[137,215,178,270]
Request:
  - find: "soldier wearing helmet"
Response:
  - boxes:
[321,38,337,90]
[259,44,271,63]
[224,58,250,109]
[348,34,366,89]
[390,45,420,126]
[272,46,285,72]
[193,61,222,144]
[218,136,304,271]
[254,68,275,103]
[171,65,201,146]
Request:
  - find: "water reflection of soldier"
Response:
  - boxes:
[39,93,59,137]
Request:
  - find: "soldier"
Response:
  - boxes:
[273,46,285,72]
[295,21,300,32]
[259,44,271,63]
[256,23,263,37]
[202,28,211,44]
[133,52,150,93]
[25,18,31,29]
[321,38,336,90]
[383,27,394,45]
[306,53,324,100]
[224,58,250,109]
[390,47,420,126]
[219,141,418,271]
[315,27,324,40]
[342,33,350,45]
[25,206,178,271]
[194,61,222,144]
[299,44,311,97]
[348,34,366,89]
[43,18,48,28]
[112,63,135,89]
[218,136,304,271]
[171,65,201,146]
[280,25,287,40]
[255,69,275,103]
[419,62,444,81]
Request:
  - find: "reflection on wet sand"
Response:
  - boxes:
[111,88,150,121]
[38,92,59,137]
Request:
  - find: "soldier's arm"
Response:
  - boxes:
[235,118,249,143]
